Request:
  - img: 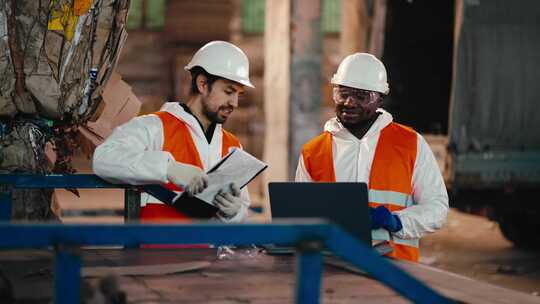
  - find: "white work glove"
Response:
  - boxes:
[213,183,245,219]
[166,161,208,196]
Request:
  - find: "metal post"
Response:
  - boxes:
[124,188,140,223]
[289,0,322,179]
[0,191,11,221]
[295,240,323,304]
[124,188,140,248]
[54,245,81,304]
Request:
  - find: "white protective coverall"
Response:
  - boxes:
[295,109,448,239]
[93,102,250,222]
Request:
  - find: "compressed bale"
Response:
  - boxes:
[0,0,130,122]
[0,0,130,220]
[0,119,58,221]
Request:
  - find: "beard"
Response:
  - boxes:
[336,105,380,130]
[338,117,372,130]
[202,99,233,124]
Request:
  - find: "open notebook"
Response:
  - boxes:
[143,148,267,218]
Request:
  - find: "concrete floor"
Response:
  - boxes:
[422,209,540,296]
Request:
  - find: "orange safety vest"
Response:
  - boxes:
[140,111,241,223]
[301,122,419,262]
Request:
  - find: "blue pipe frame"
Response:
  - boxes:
[0,174,451,304]
[0,222,450,304]
[0,174,123,221]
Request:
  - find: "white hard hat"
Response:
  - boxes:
[185,40,254,88]
[331,53,389,94]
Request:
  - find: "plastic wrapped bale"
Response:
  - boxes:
[0,0,129,121]
[0,119,58,220]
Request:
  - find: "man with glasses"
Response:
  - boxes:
[295,53,448,262]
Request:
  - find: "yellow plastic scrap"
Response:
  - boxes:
[48,0,91,41]
[47,2,68,31]
[64,15,78,40]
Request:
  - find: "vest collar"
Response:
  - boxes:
[179,103,217,143]
[159,102,222,142]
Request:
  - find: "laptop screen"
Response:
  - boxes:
[268,182,372,245]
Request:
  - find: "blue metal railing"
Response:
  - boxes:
[0,174,140,222]
[0,174,263,220]
[0,175,451,304]
[0,222,450,304]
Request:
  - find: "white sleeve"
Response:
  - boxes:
[393,134,449,239]
[92,114,174,185]
[295,156,313,182]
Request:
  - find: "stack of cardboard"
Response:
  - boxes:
[79,72,141,156]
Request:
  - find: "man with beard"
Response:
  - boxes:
[295,53,448,262]
[93,41,253,223]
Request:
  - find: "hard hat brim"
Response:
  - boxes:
[331,76,389,95]
[185,64,255,88]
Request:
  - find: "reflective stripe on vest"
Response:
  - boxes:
[141,111,241,222]
[301,122,420,262]
[369,189,414,208]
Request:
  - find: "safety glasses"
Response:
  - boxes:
[333,86,379,106]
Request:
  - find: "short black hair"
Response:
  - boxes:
[189,66,219,95]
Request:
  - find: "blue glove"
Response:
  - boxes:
[370,206,403,232]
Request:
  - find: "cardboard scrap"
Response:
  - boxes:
[78,72,141,157]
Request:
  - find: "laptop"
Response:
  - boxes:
[266,182,393,263]
[268,182,371,245]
